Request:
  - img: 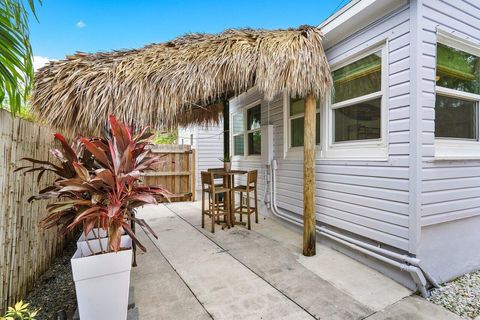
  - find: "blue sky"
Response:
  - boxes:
[30,0,347,67]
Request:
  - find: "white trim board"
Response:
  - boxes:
[319,0,408,49]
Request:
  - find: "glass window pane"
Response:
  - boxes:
[291,117,304,147]
[436,43,480,95]
[247,105,261,130]
[290,98,320,116]
[334,98,381,142]
[234,135,244,155]
[333,51,382,103]
[290,113,320,147]
[290,98,305,116]
[248,131,261,155]
[435,95,477,139]
[233,113,244,134]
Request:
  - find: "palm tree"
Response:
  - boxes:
[0,0,39,115]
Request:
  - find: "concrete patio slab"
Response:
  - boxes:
[364,296,463,320]
[138,205,313,320]
[132,224,211,320]
[175,201,411,311]
[170,203,372,319]
[132,202,461,320]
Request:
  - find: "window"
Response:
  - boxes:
[334,99,381,142]
[232,112,244,156]
[231,103,261,157]
[314,44,388,160]
[331,50,383,143]
[247,105,261,155]
[436,43,479,95]
[435,95,477,139]
[282,45,387,160]
[434,33,480,159]
[435,43,480,139]
[288,98,320,148]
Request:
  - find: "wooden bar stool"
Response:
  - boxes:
[208,168,226,222]
[201,171,230,233]
[232,170,258,230]
[208,167,225,188]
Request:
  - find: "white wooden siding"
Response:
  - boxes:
[419,0,480,226]
[284,5,411,251]
[230,4,413,251]
[230,89,266,201]
[178,124,224,191]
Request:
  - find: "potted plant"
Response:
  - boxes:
[17,115,171,320]
[76,227,127,250]
[219,155,231,172]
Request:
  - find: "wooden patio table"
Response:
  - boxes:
[211,169,248,227]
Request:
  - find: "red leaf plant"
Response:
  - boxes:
[16,115,171,253]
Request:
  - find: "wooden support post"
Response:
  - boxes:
[190,148,196,201]
[223,100,230,159]
[303,93,316,256]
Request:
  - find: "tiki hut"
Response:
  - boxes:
[32,25,333,256]
[32,26,332,135]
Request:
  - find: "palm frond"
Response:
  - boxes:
[0,0,39,115]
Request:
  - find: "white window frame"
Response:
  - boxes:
[283,94,322,158]
[324,43,389,160]
[434,31,480,160]
[246,104,262,157]
[231,111,245,157]
[230,100,262,160]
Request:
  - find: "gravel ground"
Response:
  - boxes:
[25,239,78,320]
[429,270,480,319]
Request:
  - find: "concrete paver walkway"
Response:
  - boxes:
[132,202,461,320]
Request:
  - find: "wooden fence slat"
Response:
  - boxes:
[142,172,190,177]
[143,145,195,202]
[190,149,196,201]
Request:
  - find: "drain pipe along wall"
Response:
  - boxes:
[261,102,437,297]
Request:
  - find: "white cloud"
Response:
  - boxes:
[33,56,55,71]
[76,20,86,28]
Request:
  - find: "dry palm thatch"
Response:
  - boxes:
[32,25,332,136]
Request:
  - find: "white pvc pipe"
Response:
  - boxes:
[317,226,438,288]
[318,226,421,266]
[267,160,436,295]
[320,232,429,298]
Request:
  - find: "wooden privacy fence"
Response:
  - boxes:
[142,144,196,202]
[0,110,63,312]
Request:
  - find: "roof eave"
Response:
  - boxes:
[319,0,409,49]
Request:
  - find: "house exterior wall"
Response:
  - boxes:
[230,4,413,252]
[419,0,480,227]
[228,0,480,284]
[318,4,412,252]
[229,89,266,201]
[178,124,224,193]
[415,0,480,281]
[418,215,480,282]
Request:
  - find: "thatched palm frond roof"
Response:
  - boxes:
[32,26,332,135]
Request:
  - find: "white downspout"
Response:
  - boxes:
[265,159,439,297]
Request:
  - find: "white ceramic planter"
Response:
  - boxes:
[72,235,132,320]
[76,228,126,248]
